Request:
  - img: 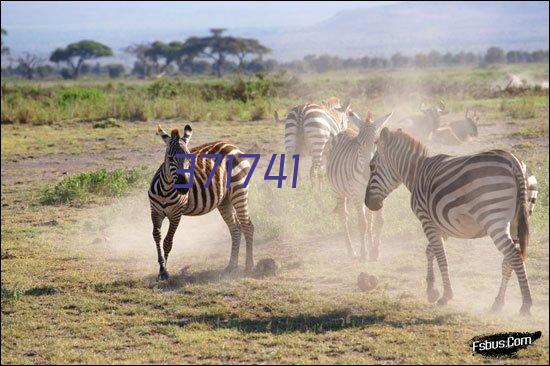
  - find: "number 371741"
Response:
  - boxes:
[173,153,300,189]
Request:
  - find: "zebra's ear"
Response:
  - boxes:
[182,124,193,144]
[379,127,390,143]
[157,124,170,145]
[373,112,393,132]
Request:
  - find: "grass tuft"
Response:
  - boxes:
[39,167,147,205]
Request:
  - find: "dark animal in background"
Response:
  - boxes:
[431,108,480,145]
[399,100,448,142]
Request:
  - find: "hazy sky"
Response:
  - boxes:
[1,1,398,31]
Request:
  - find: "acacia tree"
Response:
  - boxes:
[15,53,44,79]
[230,38,270,72]
[1,28,9,55]
[125,43,153,78]
[50,40,112,78]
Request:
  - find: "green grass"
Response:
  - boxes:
[1,64,548,364]
[500,98,540,119]
[38,167,148,205]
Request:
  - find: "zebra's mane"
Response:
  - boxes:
[387,128,429,157]
[320,97,345,123]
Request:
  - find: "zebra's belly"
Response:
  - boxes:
[436,212,486,239]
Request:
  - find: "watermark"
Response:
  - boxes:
[174,153,300,189]
[470,331,542,357]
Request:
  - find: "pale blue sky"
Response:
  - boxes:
[1,1,398,31]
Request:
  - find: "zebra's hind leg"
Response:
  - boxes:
[337,197,355,258]
[370,209,384,261]
[218,202,241,274]
[160,215,182,280]
[488,227,532,316]
[151,211,168,280]
[491,258,512,313]
[233,193,255,273]
[422,223,453,305]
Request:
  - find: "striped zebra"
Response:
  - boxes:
[324,111,393,260]
[365,128,536,315]
[283,97,362,183]
[149,124,254,280]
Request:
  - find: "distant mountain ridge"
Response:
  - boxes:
[1,1,548,63]
[266,1,549,60]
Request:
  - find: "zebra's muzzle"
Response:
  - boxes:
[365,195,383,211]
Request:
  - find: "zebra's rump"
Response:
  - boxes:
[284,103,344,156]
[418,150,527,238]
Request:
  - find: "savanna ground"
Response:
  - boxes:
[1,64,549,364]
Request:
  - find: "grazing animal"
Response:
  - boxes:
[283,97,362,184]
[399,100,448,142]
[324,111,392,260]
[149,125,254,280]
[430,108,480,145]
[365,128,535,315]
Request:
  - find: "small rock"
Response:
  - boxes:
[357,272,378,292]
[252,258,280,278]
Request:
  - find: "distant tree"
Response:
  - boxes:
[1,28,8,55]
[105,63,125,78]
[229,38,270,72]
[125,43,153,78]
[484,46,505,64]
[50,40,112,78]
[391,53,409,68]
[15,52,44,79]
[530,50,549,63]
[427,50,442,67]
[185,29,262,77]
[35,64,56,78]
[414,53,429,68]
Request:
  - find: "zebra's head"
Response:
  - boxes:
[364,127,402,211]
[420,100,448,128]
[357,111,393,153]
[326,98,358,130]
[157,124,193,189]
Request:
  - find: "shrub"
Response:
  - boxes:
[39,167,146,205]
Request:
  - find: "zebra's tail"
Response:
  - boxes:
[517,198,529,261]
[514,160,531,262]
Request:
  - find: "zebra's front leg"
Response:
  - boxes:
[370,209,384,261]
[491,258,512,313]
[160,215,182,280]
[337,197,355,258]
[151,211,168,280]
[422,224,453,305]
[357,204,371,262]
[425,245,439,303]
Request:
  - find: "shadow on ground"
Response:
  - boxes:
[159,309,457,334]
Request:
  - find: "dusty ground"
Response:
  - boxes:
[1,105,549,363]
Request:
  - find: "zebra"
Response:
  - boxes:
[324,111,393,260]
[364,128,536,315]
[283,97,362,184]
[149,124,254,280]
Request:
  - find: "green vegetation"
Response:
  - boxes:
[39,167,148,205]
[1,64,548,364]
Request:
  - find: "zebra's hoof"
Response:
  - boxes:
[519,304,531,317]
[158,269,169,281]
[368,251,379,262]
[490,299,504,313]
[436,295,452,306]
[427,288,439,303]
